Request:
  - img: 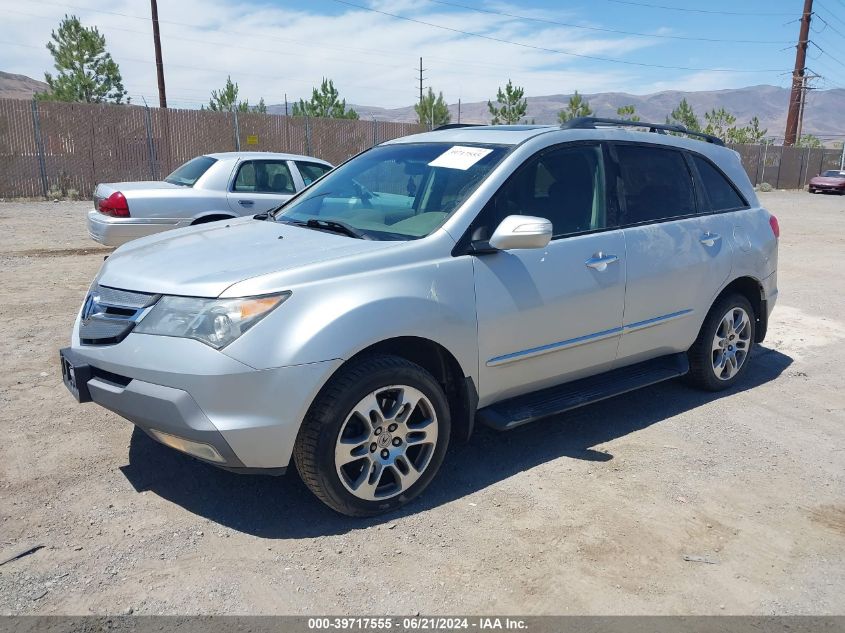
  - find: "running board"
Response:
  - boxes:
[477,353,689,431]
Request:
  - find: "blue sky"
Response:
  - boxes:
[2,0,844,109]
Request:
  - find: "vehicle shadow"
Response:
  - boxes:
[120,346,792,539]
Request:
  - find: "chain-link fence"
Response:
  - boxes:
[1,98,843,198]
[0,99,425,198]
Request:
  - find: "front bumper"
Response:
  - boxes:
[87,210,185,247]
[63,329,341,471]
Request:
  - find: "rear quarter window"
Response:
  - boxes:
[692,154,748,212]
[615,144,696,225]
[164,156,217,187]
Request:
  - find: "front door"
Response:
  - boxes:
[227,159,297,215]
[472,143,627,406]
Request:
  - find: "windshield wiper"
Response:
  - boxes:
[303,218,370,240]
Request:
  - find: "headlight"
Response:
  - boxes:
[135,292,290,349]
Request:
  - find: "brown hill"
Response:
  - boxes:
[0,71,48,100]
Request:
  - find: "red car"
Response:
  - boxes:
[808,170,845,194]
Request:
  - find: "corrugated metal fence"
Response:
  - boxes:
[0,99,425,198]
[1,98,843,198]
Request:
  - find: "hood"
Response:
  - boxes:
[810,176,845,185]
[97,217,401,297]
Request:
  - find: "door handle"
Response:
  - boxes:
[585,253,619,271]
[238,199,254,207]
[700,232,721,247]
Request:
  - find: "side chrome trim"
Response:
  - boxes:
[486,309,693,367]
[623,308,693,333]
[487,326,622,367]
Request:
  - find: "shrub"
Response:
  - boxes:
[758,182,773,192]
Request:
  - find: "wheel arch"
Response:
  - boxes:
[342,336,478,442]
[713,276,768,342]
[191,212,236,225]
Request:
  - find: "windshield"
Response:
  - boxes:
[821,170,845,178]
[275,143,509,240]
[165,156,217,186]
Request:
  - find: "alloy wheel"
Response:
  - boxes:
[711,307,751,381]
[334,385,439,501]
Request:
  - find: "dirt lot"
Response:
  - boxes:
[0,191,843,616]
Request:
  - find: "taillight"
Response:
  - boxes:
[98,191,130,217]
[768,214,780,239]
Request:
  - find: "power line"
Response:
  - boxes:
[424,0,791,43]
[328,0,791,73]
[602,0,794,16]
[811,41,845,68]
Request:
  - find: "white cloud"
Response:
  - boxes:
[0,0,743,110]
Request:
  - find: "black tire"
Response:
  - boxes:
[293,354,451,517]
[686,293,756,392]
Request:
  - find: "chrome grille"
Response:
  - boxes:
[79,285,160,346]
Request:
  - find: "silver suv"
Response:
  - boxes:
[61,119,779,516]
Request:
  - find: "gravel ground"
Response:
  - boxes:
[0,191,843,615]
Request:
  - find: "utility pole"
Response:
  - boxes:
[457,98,461,124]
[150,0,167,108]
[784,0,813,146]
[418,57,425,110]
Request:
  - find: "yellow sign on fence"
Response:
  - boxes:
[246,134,259,145]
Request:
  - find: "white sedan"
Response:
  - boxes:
[89,152,333,246]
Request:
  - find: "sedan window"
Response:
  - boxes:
[234,161,296,194]
[296,161,332,186]
[164,156,217,187]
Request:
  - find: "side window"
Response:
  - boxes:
[615,145,696,225]
[233,161,295,194]
[692,155,747,212]
[490,144,607,238]
[296,162,332,186]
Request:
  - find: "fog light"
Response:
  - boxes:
[147,429,225,463]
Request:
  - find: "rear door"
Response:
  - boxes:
[226,159,297,215]
[472,142,627,405]
[612,143,733,365]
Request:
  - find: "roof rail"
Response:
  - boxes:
[560,117,724,146]
[433,123,482,131]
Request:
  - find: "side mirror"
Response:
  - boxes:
[488,215,553,250]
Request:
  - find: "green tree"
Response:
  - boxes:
[796,134,823,148]
[729,116,767,144]
[292,78,358,119]
[488,79,527,125]
[557,90,593,123]
[616,104,640,122]
[415,87,451,128]
[37,15,127,103]
[254,97,267,114]
[666,98,701,132]
[206,76,250,112]
[703,107,737,142]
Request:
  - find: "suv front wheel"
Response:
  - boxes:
[687,293,756,391]
[294,354,451,517]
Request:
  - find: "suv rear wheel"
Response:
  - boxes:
[687,293,755,391]
[294,354,450,516]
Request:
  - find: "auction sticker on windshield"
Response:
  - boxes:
[428,146,493,170]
